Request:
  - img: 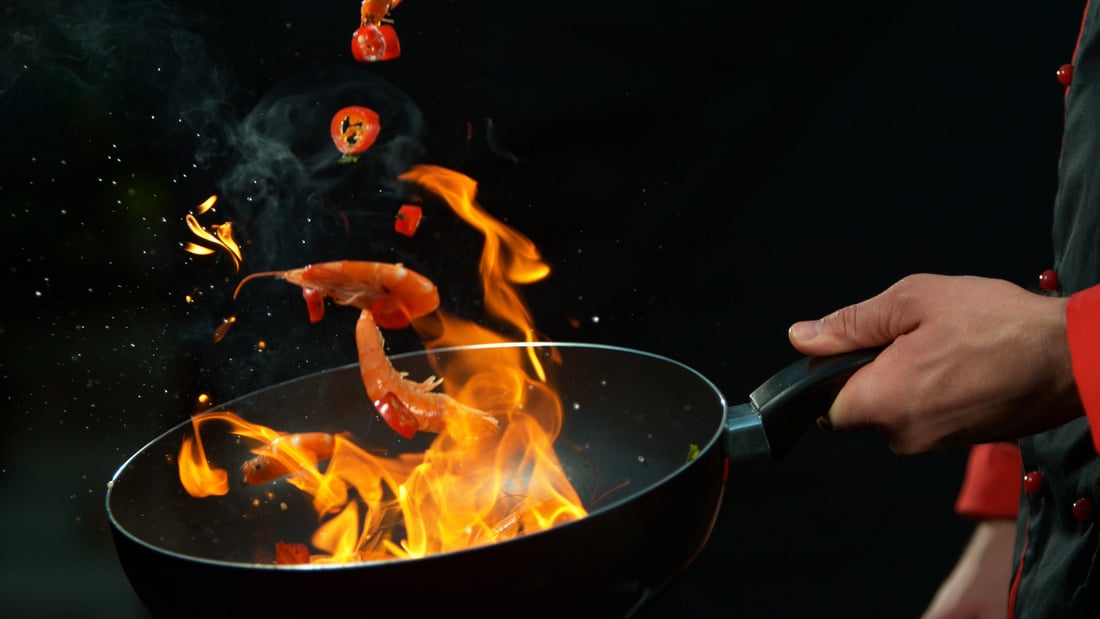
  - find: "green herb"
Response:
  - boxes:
[686,443,701,462]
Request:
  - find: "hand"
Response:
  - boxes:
[788,274,1081,453]
[921,520,1016,619]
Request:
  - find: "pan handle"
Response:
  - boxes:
[735,348,881,459]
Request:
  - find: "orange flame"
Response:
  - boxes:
[183,195,243,271]
[196,194,218,214]
[401,165,552,380]
[178,435,228,498]
[177,164,585,564]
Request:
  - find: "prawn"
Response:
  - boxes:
[234,261,440,329]
[360,0,402,26]
[234,260,497,438]
[356,308,499,437]
[241,432,336,486]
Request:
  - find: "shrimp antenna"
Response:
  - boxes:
[233,270,285,300]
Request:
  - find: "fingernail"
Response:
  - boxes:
[789,319,822,342]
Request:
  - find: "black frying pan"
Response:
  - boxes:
[106,341,874,618]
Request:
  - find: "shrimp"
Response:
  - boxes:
[356,308,499,437]
[234,261,439,329]
[234,260,497,438]
[360,0,402,26]
[241,432,336,486]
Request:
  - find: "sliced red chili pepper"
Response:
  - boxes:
[350,24,401,63]
[330,106,380,157]
[370,297,411,330]
[275,541,311,565]
[302,288,325,323]
[394,204,422,238]
[373,391,418,439]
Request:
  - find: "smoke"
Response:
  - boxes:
[1,0,428,262]
[0,0,433,398]
[1,1,235,130]
[210,66,428,269]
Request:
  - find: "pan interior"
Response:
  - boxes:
[106,342,727,566]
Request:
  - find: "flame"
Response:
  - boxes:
[401,165,552,380]
[178,434,228,498]
[196,194,218,214]
[177,164,586,564]
[183,195,243,271]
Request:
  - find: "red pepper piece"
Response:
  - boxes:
[373,391,418,439]
[302,288,325,323]
[370,297,411,330]
[330,106,380,157]
[275,541,311,565]
[351,24,401,63]
[394,204,422,237]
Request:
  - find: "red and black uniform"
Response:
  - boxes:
[955,2,1100,616]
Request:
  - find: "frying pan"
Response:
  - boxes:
[106,341,875,617]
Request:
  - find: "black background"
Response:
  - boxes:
[0,1,1086,617]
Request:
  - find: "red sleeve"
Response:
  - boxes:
[1067,284,1100,453]
[951,286,1100,517]
[954,442,1021,520]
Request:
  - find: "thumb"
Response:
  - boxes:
[789,283,918,356]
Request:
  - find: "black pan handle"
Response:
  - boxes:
[752,348,881,458]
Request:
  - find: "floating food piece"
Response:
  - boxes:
[275,541,311,565]
[234,260,439,327]
[373,391,418,439]
[302,288,325,323]
[351,23,400,62]
[330,106,381,162]
[394,204,422,238]
[232,261,497,439]
[352,1,402,62]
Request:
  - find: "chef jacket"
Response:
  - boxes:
[953,1,1100,616]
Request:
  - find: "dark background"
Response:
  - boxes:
[0,1,1085,617]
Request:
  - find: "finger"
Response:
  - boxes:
[825,361,883,432]
[827,374,857,428]
[826,356,916,452]
[789,276,926,356]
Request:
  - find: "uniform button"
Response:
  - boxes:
[1024,471,1044,494]
[1073,498,1094,522]
[1057,63,1074,86]
[1039,268,1058,292]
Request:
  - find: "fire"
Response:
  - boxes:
[177,432,228,498]
[177,165,587,564]
[402,164,553,381]
[183,195,243,271]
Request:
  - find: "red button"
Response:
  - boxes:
[1024,471,1044,494]
[1073,498,1094,522]
[1057,64,1074,86]
[1039,268,1058,292]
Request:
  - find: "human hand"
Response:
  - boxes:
[920,520,1015,619]
[788,274,1081,453]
